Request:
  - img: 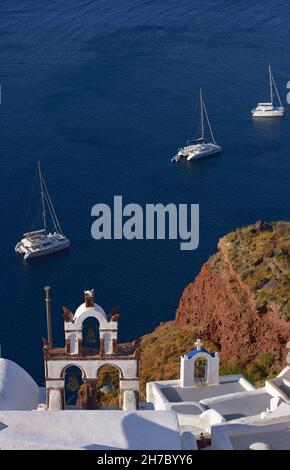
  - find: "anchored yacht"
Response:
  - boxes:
[15,162,70,260]
[252,66,285,118]
[172,90,221,162]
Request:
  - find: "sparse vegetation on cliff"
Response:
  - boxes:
[222,221,290,317]
[134,221,290,397]
[139,322,215,398]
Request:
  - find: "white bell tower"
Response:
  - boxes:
[180,338,219,388]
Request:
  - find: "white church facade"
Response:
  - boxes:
[44,288,140,411]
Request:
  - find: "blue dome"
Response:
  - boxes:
[187,348,215,359]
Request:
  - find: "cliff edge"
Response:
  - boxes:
[139,221,290,394]
[175,220,290,367]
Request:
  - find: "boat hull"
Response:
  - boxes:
[252,107,285,118]
[15,239,70,260]
[186,144,221,161]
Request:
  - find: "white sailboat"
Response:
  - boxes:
[252,65,285,118]
[172,89,221,162]
[15,162,70,260]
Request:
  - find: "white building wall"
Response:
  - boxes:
[207,354,219,386]
[122,390,137,411]
[180,352,219,388]
[70,334,78,355]
[146,381,174,410]
[48,389,63,411]
[100,330,117,355]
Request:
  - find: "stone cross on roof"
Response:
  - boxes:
[195,339,203,350]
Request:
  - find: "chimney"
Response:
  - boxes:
[84,289,95,308]
[44,286,53,348]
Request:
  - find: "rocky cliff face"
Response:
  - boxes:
[175,221,290,369]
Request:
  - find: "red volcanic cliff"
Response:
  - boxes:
[175,221,290,369]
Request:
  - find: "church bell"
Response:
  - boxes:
[100,374,114,394]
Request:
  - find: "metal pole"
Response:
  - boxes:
[44,286,53,348]
[269,65,273,104]
[200,88,204,141]
[38,161,47,234]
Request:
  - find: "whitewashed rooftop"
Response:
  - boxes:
[0,410,182,450]
[211,405,290,450]
[160,375,249,403]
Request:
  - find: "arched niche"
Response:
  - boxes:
[193,356,208,385]
[82,317,100,351]
[73,303,109,330]
[63,365,85,409]
[96,364,122,410]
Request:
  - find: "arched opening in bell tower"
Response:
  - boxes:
[97,364,121,409]
[194,357,207,385]
[64,365,84,409]
[82,317,100,352]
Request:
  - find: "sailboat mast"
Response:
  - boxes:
[272,75,283,107]
[200,89,204,140]
[38,161,47,233]
[203,97,216,144]
[42,178,63,235]
[269,65,273,104]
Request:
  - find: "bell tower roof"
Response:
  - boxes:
[186,338,215,359]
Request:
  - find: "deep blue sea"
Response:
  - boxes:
[0,1,290,385]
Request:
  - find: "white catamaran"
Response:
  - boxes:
[15,162,70,260]
[252,65,285,118]
[172,89,221,162]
